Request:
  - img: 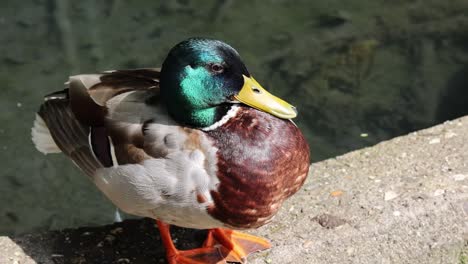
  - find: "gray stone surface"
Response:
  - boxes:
[1,116,468,264]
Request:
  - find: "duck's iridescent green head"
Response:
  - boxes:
[160,38,297,128]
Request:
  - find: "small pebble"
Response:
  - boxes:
[105,234,116,243]
[312,214,347,229]
[330,190,343,197]
[429,138,440,144]
[302,240,313,248]
[110,227,124,235]
[393,211,401,216]
[433,189,445,196]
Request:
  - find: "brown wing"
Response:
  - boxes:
[36,68,161,177]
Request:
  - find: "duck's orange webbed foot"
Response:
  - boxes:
[203,228,271,263]
[156,221,271,264]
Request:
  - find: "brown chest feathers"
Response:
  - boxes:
[206,107,310,229]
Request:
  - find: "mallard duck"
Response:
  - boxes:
[32,38,310,264]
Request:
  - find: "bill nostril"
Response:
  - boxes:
[252,87,261,94]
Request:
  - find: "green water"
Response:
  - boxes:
[1,0,467,235]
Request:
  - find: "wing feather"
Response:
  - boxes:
[33,69,162,176]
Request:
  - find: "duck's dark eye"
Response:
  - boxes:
[209,63,224,74]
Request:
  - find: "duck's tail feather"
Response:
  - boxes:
[31,114,61,154]
[33,94,102,177]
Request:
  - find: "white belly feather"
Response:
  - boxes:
[93,150,223,229]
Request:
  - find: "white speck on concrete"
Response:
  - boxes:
[429,138,440,144]
[374,205,384,211]
[393,211,401,216]
[444,131,457,139]
[384,191,398,201]
[433,189,445,196]
[452,174,466,181]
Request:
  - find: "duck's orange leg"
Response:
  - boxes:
[157,221,222,264]
[156,221,271,264]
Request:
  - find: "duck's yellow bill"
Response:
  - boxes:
[234,75,297,119]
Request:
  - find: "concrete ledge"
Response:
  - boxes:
[2,117,468,264]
